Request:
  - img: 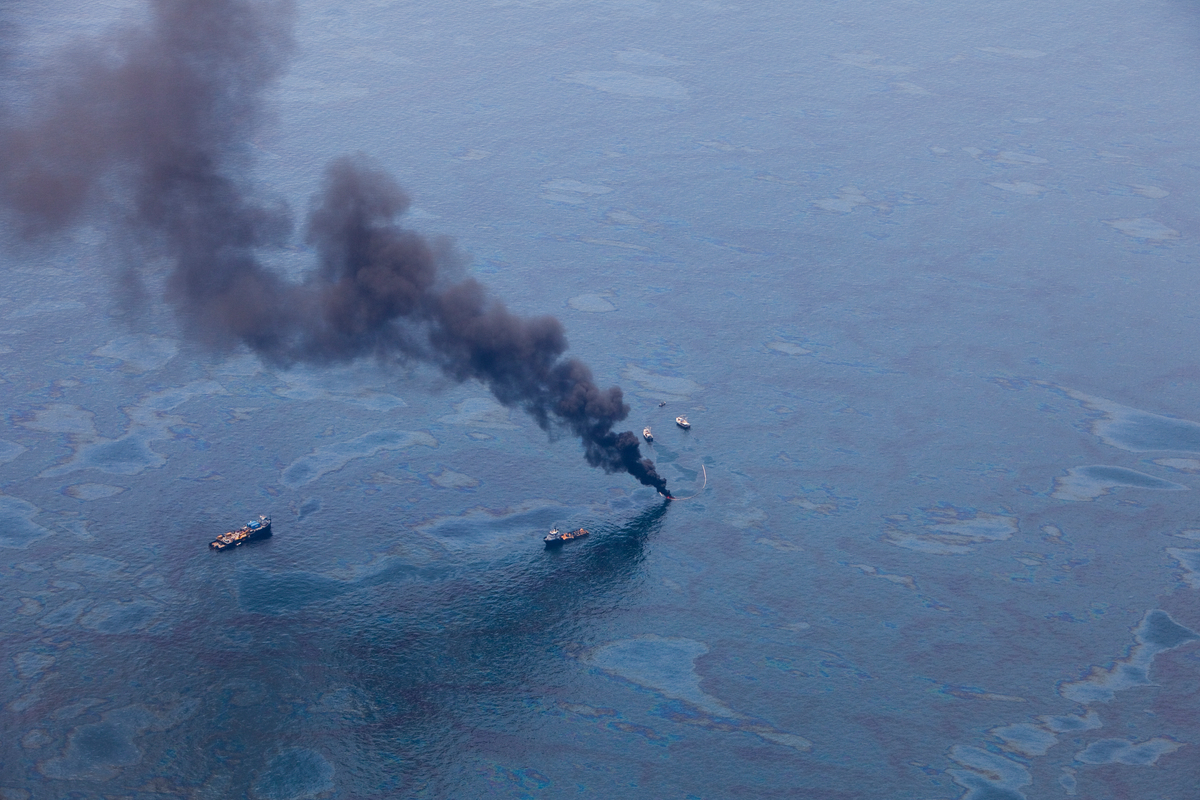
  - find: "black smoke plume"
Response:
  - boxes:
[0,0,669,496]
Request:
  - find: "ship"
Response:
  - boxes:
[643,426,654,441]
[209,515,272,550]
[544,525,589,547]
[676,415,691,429]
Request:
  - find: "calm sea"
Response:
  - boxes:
[4,0,1200,797]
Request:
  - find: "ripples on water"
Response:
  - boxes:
[6,0,1200,798]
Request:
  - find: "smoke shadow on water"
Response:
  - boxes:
[327,499,671,791]
[169,499,671,795]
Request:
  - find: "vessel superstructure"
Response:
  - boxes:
[544,526,589,547]
[209,515,272,550]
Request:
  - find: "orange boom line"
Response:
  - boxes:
[661,463,707,501]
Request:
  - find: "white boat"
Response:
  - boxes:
[545,525,589,546]
[676,415,690,429]
[643,426,653,441]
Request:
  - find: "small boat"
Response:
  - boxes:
[658,401,666,407]
[210,515,272,550]
[676,415,691,429]
[544,526,589,547]
[643,426,654,441]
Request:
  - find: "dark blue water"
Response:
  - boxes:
[5,1,1200,797]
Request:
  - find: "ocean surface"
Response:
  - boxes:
[4,1,1200,798]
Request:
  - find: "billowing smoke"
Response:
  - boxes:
[0,0,669,496]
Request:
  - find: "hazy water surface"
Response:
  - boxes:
[4,1,1200,798]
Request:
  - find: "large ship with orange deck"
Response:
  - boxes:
[544,525,589,547]
[209,515,272,550]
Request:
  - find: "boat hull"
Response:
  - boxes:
[209,517,272,550]
[544,527,589,547]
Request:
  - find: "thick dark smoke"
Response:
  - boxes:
[0,0,669,496]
